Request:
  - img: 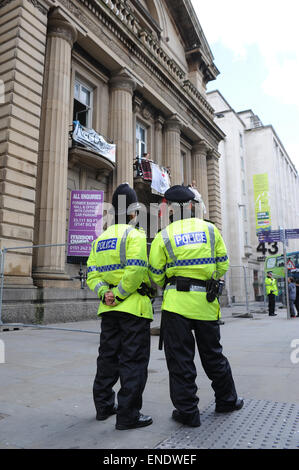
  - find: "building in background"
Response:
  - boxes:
[0,0,224,322]
[207,90,299,303]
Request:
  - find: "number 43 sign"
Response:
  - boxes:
[257,241,279,256]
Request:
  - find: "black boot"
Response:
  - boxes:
[215,398,244,413]
[115,413,153,430]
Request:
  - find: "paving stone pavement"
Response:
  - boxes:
[0,303,298,449]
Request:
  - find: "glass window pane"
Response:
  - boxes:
[74,82,80,100]
[80,87,90,106]
[266,258,276,269]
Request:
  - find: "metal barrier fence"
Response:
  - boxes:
[223,265,267,317]
[0,239,154,332]
[0,241,100,333]
[0,243,288,327]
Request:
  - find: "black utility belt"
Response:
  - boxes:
[167,276,207,292]
[167,276,225,303]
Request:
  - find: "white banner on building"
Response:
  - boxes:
[72,121,116,163]
[150,163,170,195]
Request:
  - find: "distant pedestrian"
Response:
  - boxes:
[265,272,278,316]
[288,277,297,318]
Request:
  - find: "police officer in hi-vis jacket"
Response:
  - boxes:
[265,271,278,316]
[149,185,243,427]
[87,183,153,430]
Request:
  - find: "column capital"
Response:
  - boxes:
[110,68,137,95]
[164,113,182,132]
[207,147,221,160]
[48,8,77,46]
[192,140,210,155]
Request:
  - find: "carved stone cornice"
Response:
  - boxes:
[53,0,223,145]
[0,0,48,14]
[57,0,216,123]
[48,8,77,46]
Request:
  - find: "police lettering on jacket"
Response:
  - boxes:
[96,238,117,252]
[174,231,207,247]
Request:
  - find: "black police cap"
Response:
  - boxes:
[112,183,141,215]
[164,185,196,203]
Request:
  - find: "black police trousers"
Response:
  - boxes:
[268,293,275,315]
[93,311,151,425]
[162,310,237,419]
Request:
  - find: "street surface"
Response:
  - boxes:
[0,305,298,449]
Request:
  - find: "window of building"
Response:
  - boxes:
[242,179,246,195]
[136,122,147,158]
[245,231,248,245]
[73,79,93,128]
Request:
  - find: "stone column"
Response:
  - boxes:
[0,0,49,286]
[109,69,136,188]
[164,114,182,185]
[207,148,222,230]
[33,9,77,285]
[192,141,209,216]
[154,115,164,166]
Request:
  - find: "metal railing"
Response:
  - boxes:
[224,265,267,318]
[0,241,100,334]
[0,239,154,332]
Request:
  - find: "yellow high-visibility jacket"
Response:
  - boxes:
[87,224,153,320]
[149,218,229,320]
[265,277,278,296]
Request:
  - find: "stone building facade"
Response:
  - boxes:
[207,90,299,304]
[0,0,224,322]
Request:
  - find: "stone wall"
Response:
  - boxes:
[0,0,48,285]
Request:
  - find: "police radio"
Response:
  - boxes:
[206,272,225,303]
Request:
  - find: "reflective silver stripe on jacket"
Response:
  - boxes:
[206,222,215,258]
[161,227,177,264]
[117,281,130,297]
[118,226,135,298]
[95,281,109,294]
[165,284,206,293]
[120,226,134,265]
[162,224,215,264]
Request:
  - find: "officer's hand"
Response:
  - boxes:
[104,291,116,306]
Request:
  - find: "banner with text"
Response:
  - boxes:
[72,121,116,163]
[67,190,104,257]
[253,173,271,234]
